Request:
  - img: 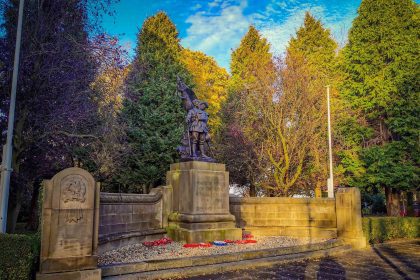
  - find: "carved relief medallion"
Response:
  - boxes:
[60,175,88,223]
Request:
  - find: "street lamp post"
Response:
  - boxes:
[326,85,334,198]
[0,0,25,233]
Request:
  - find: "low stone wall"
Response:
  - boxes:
[98,186,172,253]
[229,196,337,239]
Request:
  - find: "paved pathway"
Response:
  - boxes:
[185,240,420,280]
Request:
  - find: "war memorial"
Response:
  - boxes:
[34,79,368,280]
[1,1,419,279]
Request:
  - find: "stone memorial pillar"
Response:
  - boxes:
[37,167,101,280]
[166,161,242,243]
[336,187,367,249]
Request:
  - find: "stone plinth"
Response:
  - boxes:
[335,187,367,249]
[37,167,101,280]
[166,161,241,243]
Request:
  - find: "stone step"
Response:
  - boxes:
[102,241,351,279]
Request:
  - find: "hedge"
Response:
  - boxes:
[0,234,39,280]
[362,217,420,244]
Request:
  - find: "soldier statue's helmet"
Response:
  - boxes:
[199,101,209,109]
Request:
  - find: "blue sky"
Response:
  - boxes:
[102,0,362,70]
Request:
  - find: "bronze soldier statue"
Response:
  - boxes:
[186,99,210,158]
[177,77,215,162]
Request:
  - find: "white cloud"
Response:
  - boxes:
[257,5,325,56]
[257,2,356,56]
[181,0,357,70]
[181,0,250,70]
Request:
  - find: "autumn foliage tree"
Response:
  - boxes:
[87,34,130,190]
[219,26,275,196]
[255,55,321,196]
[281,12,337,194]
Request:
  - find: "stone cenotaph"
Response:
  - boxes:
[37,167,101,280]
[167,79,241,243]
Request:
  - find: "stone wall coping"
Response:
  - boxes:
[100,188,163,204]
[229,196,335,204]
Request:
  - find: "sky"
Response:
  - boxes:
[103,0,362,70]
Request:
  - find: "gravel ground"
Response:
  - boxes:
[99,236,329,266]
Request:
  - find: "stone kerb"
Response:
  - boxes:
[37,167,101,280]
[335,187,367,249]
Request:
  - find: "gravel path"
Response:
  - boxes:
[99,236,329,266]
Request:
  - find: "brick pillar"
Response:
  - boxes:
[335,187,367,249]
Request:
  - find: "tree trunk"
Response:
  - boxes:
[26,180,41,231]
[385,186,401,216]
[249,184,256,197]
[315,181,322,198]
[6,199,21,233]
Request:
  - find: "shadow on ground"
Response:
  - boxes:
[184,240,420,280]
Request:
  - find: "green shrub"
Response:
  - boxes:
[362,217,420,244]
[0,234,39,280]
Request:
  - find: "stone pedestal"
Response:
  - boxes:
[336,187,367,249]
[166,161,242,243]
[37,167,101,280]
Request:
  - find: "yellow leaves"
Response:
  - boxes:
[180,48,229,131]
[91,65,130,116]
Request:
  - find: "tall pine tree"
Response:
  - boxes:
[288,12,337,79]
[341,0,419,215]
[119,12,191,193]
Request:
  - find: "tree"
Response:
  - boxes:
[219,26,275,196]
[118,12,191,193]
[282,12,338,194]
[341,0,419,215]
[0,0,115,231]
[180,48,229,132]
[86,34,130,191]
[254,55,321,196]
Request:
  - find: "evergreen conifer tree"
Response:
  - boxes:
[341,0,419,215]
[288,12,337,78]
[120,12,191,192]
[230,25,274,89]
